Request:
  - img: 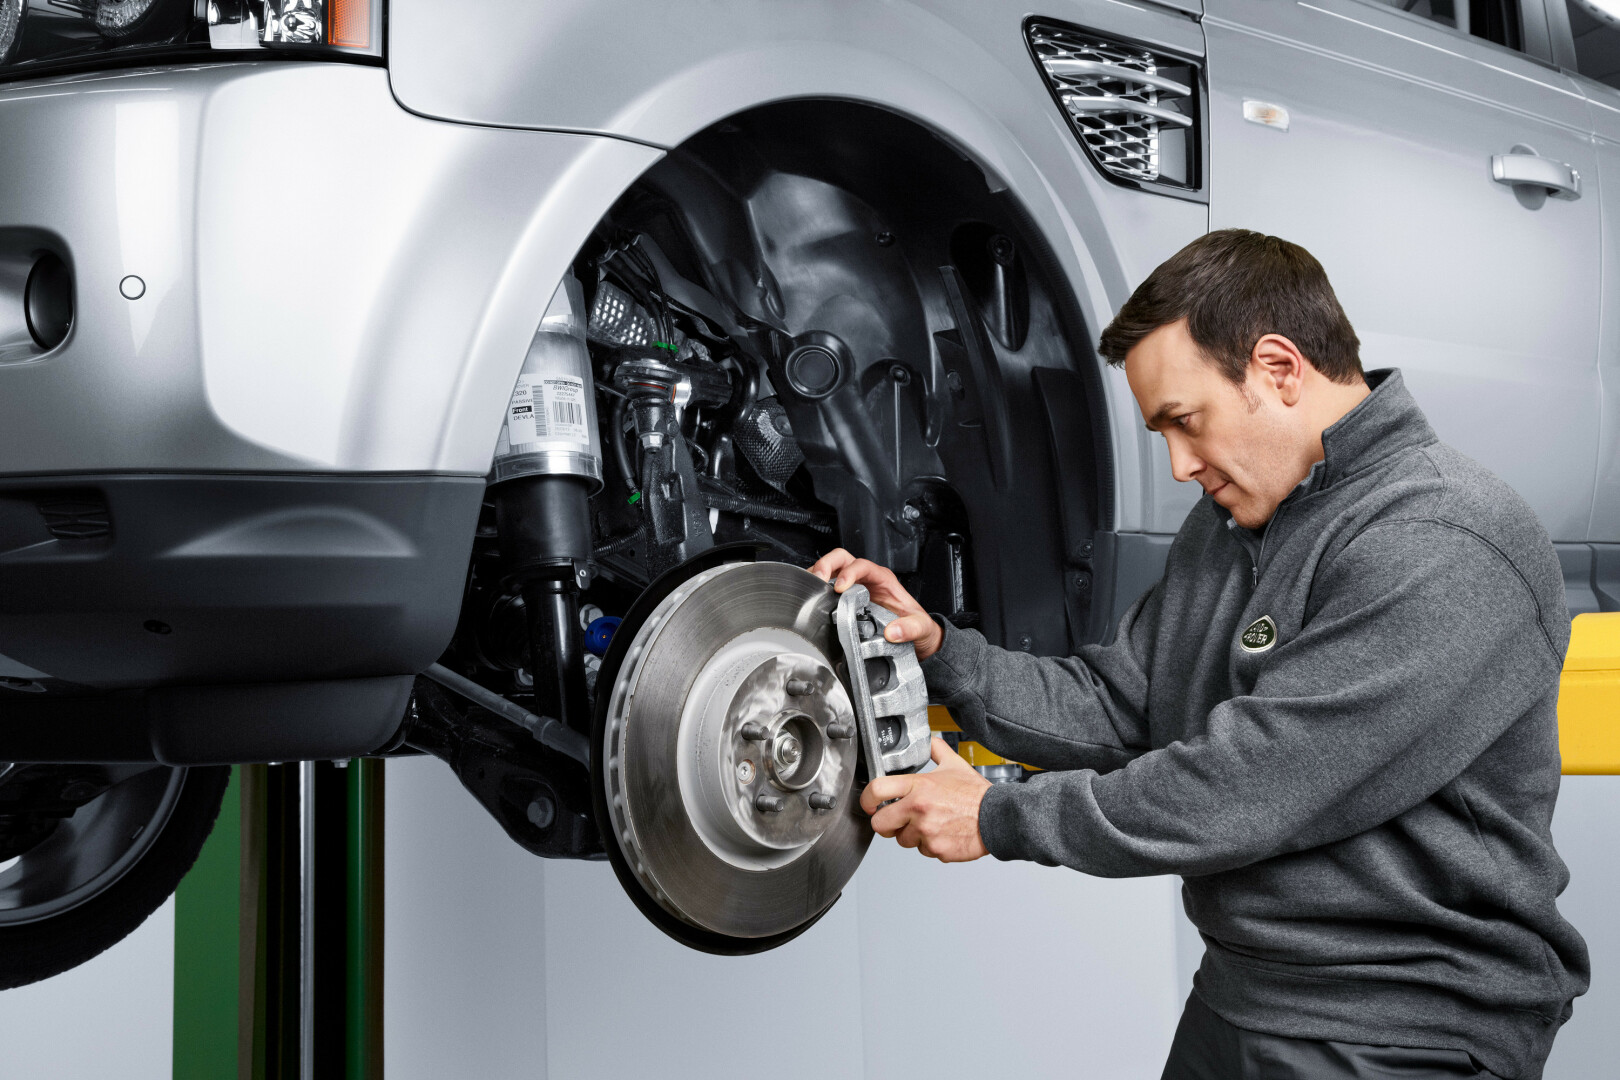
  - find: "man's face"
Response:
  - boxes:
[1124,319,1306,530]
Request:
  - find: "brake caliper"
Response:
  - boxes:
[832,585,931,778]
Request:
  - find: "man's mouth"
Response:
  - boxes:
[1205,480,1228,498]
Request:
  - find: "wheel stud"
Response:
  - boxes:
[739,722,768,741]
[755,794,785,813]
[826,723,854,740]
[808,792,837,811]
[785,677,816,697]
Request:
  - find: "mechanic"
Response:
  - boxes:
[810,230,1589,1080]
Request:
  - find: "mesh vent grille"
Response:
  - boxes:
[588,280,656,347]
[1027,21,1199,190]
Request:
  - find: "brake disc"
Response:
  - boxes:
[598,558,870,946]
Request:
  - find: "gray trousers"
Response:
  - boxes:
[1161,993,1505,1080]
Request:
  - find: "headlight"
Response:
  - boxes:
[94,0,174,40]
[0,0,21,64]
[1,0,383,82]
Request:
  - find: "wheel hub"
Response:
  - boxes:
[601,560,871,940]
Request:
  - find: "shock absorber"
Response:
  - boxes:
[492,273,602,733]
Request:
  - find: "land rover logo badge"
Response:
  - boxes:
[1240,615,1278,653]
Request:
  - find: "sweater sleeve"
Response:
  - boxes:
[920,580,1163,773]
[976,520,1564,876]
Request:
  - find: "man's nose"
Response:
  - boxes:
[1166,439,1203,484]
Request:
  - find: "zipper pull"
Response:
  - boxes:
[1252,564,1259,587]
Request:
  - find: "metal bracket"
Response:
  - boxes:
[833,585,931,777]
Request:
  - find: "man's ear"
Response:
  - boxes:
[1249,334,1309,406]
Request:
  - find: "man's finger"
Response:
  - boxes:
[808,548,855,582]
[860,774,912,814]
[882,613,935,644]
[870,800,911,839]
[833,558,881,593]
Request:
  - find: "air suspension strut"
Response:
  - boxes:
[491,273,603,733]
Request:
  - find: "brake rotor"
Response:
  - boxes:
[596,555,870,949]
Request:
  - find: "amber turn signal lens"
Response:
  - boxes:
[328,0,372,49]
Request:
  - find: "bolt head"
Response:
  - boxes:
[776,735,802,767]
[526,797,556,829]
[736,759,755,785]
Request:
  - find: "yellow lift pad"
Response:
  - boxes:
[928,705,1039,770]
[1560,612,1620,776]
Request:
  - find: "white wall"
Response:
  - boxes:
[0,761,1603,1078]
[0,895,174,1080]
[384,756,1184,1080]
[386,759,1620,1079]
[1544,775,1620,1078]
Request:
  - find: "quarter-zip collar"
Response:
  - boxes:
[1309,368,1436,492]
[1212,368,1435,580]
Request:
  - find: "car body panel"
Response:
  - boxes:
[1205,0,1602,541]
[1571,80,1620,541]
[0,63,661,475]
[386,0,1212,533]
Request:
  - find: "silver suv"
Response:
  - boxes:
[0,0,1613,984]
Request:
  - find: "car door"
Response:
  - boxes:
[1202,0,1601,542]
[1553,0,1620,557]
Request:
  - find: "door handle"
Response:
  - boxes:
[1491,152,1581,199]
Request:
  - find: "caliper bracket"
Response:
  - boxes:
[833,585,931,777]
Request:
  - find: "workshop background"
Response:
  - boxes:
[0,759,1613,1079]
[1,0,1618,1072]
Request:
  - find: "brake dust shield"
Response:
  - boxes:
[596,558,871,951]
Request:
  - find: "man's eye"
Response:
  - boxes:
[1173,415,1192,429]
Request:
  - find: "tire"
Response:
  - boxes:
[0,765,230,989]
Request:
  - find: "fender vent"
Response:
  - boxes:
[37,495,111,540]
[1026,21,1201,194]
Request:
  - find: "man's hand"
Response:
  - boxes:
[860,738,991,862]
[808,547,944,661]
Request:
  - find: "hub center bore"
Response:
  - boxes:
[674,636,859,868]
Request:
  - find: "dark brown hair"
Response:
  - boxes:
[1097,229,1363,386]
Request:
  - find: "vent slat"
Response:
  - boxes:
[1044,59,1192,99]
[1028,21,1200,190]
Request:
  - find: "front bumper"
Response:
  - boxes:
[0,61,660,474]
[0,471,482,762]
[0,62,663,759]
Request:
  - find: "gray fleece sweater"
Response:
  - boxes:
[923,369,1588,1079]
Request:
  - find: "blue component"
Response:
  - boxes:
[584,615,622,657]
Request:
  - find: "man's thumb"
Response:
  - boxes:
[930,736,965,770]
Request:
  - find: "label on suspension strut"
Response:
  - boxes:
[507,374,590,447]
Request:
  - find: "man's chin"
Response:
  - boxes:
[1226,501,1270,530]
